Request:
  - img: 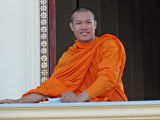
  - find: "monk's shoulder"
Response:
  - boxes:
[100,34,122,49]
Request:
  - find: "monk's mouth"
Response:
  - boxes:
[80,32,89,35]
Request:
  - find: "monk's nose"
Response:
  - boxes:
[81,24,87,30]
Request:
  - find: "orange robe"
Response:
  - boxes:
[23,34,128,102]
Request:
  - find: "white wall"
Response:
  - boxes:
[0,0,40,99]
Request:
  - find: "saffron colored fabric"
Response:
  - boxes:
[23,34,128,102]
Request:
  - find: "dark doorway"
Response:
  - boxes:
[51,0,160,101]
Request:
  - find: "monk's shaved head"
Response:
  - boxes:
[70,7,95,23]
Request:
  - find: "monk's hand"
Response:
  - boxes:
[0,99,20,104]
[61,91,79,103]
[61,91,89,103]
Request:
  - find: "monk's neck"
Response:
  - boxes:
[77,38,95,44]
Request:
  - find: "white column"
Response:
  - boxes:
[25,0,40,92]
[0,0,40,99]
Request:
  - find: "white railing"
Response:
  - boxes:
[1,101,160,120]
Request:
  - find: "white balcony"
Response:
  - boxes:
[1,100,160,120]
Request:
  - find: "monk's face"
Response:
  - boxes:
[70,11,97,44]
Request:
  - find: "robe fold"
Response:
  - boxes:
[23,34,128,102]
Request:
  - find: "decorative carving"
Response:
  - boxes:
[40,0,49,83]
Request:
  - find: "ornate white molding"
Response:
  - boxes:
[25,0,40,92]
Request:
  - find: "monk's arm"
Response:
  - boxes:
[86,40,123,99]
[0,93,45,104]
[19,93,45,103]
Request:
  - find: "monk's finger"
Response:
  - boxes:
[0,100,5,104]
[61,96,66,102]
[61,98,68,103]
[0,99,8,104]
[0,99,18,104]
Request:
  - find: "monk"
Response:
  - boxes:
[0,7,127,104]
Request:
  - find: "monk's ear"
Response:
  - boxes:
[94,20,97,29]
[69,22,74,31]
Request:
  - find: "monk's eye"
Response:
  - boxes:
[76,22,81,25]
[87,21,92,24]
